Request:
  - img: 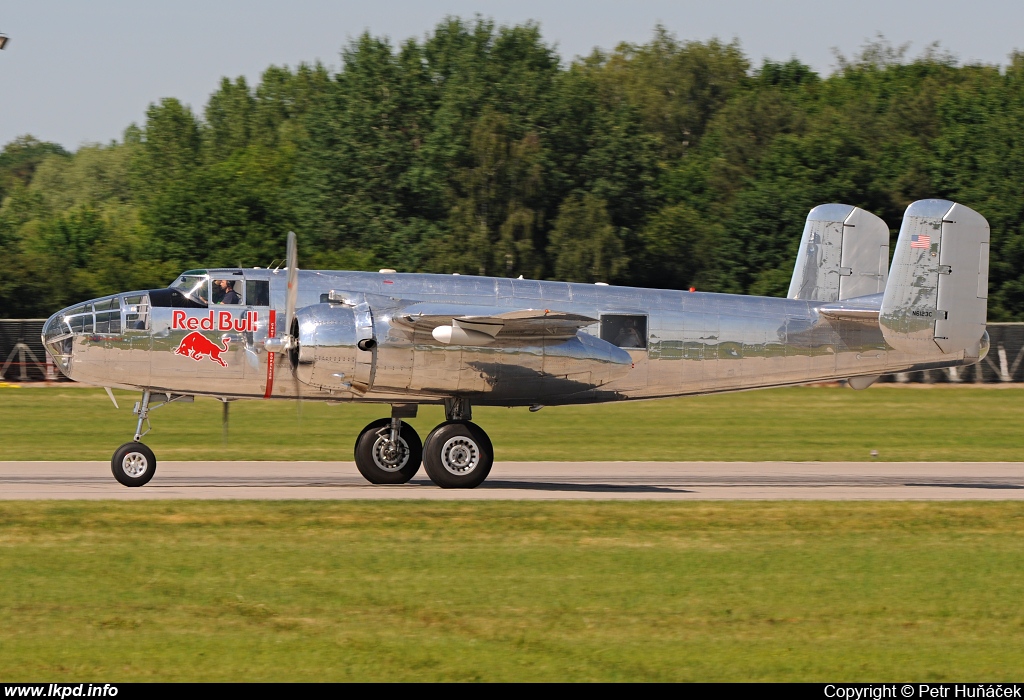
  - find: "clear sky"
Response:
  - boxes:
[2,0,1022,150]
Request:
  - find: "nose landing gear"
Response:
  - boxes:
[111,389,157,487]
[109,390,194,487]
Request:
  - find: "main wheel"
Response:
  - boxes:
[111,442,157,487]
[422,421,493,489]
[354,419,422,484]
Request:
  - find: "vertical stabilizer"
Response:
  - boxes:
[788,204,889,302]
[880,200,989,355]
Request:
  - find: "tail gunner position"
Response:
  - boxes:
[42,200,992,489]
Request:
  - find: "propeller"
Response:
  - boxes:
[284,230,298,359]
[263,232,304,415]
[264,231,300,367]
[284,231,303,412]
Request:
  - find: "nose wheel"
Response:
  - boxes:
[111,442,156,487]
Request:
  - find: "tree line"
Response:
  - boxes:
[3,18,1024,319]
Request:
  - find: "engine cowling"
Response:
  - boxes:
[291,303,374,392]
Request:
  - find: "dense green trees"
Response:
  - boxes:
[3,19,1024,319]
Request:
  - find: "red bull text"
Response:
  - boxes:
[171,310,258,333]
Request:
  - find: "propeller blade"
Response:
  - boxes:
[284,231,303,416]
[285,231,298,348]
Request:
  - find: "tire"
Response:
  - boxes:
[353,418,422,484]
[422,421,493,489]
[111,442,157,487]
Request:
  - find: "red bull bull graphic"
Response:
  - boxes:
[174,332,231,367]
[171,310,258,333]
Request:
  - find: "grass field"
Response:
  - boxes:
[1,384,1023,461]
[4,387,1024,681]
[0,501,1022,681]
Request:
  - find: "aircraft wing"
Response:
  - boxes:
[393,303,598,342]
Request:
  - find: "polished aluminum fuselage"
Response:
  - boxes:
[46,269,977,405]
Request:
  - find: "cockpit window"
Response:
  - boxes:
[67,304,94,334]
[171,273,210,305]
[124,295,150,331]
[94,297,121,334]
[212,278,242,304]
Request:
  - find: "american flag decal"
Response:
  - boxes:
[911,234,931,249]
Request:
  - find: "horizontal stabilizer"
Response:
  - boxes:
[818,294,882,326]
[880,200,990,356]
[788,204,889,302]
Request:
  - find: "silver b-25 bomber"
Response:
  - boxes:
[42,199,991,489]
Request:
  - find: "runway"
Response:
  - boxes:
[2,461,1024,499]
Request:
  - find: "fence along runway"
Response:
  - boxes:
[2,461,1024,500]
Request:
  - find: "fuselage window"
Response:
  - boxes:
[247,280,270,306]
[601,314,648,349]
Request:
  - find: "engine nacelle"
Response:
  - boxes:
[291,303,374,392]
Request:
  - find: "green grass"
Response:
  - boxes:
[1,384,1023,461]
[0,501,1022,681]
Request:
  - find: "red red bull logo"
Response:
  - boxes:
[171,310,258,332]
[175,332,231,367]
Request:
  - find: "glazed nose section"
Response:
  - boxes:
[42,307,77,377]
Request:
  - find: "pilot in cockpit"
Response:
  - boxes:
[214,279,240,304]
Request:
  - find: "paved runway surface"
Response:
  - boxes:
[3,461,1024,499]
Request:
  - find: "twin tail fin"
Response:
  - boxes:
[790,199,990,359]
[787,204,889,303]
[879,199,989,356]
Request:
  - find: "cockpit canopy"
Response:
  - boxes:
[162,270,267,307]
[170,271,209,304]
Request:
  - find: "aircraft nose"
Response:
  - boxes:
[42,306,77,378]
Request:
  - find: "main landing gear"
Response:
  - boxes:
[353,398,494,489]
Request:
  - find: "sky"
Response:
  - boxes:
[2,0,1023,151]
